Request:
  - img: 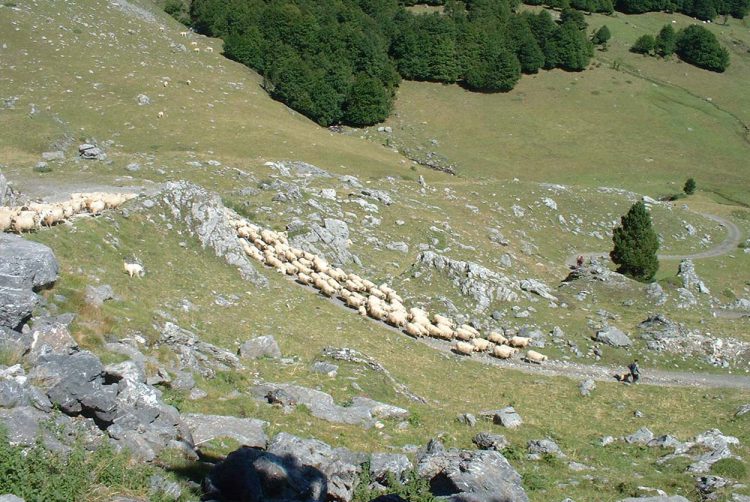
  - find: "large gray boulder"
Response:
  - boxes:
[159,181,267,286]
[595,326,632,347]
[417,439,528,502]
[288,218,358,267]
[480,406,523,429]
[369,453,412,484]
[24,317,78,364]
[183,413,268,448]
[0,234,59,331]
[204,432,361,502]
[618,497,690,502]
[158,322,242,378]
[239,335,282,360]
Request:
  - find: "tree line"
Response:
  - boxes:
[186,0,594,126]
[632,23,729,72]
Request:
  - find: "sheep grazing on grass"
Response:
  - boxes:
[41,205,64,227]
[193,47,200,53]
[386,309,408,328]
[509,336,531,348]
[493,345,518,359]
[162,80,169,87]
[0,208,14,232]
[366,296,387,320]
[433,314,454,328]
[296,273,313,286]
[525,350,548,364]
[124,261,144,278]
[453,341,474,356]
[345,293,366,309]
[11,211,38,232]
[205,46,214,53]
[471,338,492,352]
[180,31,189,37]
[488,332,507,345]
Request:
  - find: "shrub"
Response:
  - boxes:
[631,34,655,54]
[655,24,677,56]
[592,25,611,46]
[675,25,729,72]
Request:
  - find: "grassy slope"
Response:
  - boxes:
[1,0,749,500]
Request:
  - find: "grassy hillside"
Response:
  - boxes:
[1,0,749,500]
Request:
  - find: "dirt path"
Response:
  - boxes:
[419,338,750,390]
[565,212,742,268]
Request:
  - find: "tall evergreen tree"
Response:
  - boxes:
[463,41,521,91]
[655,24,677,56]
[610,201,660,282]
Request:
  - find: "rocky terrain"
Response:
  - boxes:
[0,0,749,501]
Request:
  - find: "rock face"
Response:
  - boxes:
[528,439,565,458]
[678,259,710,294]
[289,218,358,267]
[518,279,558,302]
[416,439,528,502]
[0,234,59,331]
[159,181,267,286]
[204,432,361,502]
[472,432,509,451]
[158,322,242,378]
[78,143,106,160]
[238,335,282,360]
[617,497,690,502]
[414,251,518,312]
[625,427,655,445]
[251,383,408,427]
[595,326,632,347]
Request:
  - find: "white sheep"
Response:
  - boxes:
[453,341,474,356]
[193,47,200,53]
[124,261,145,278]
[433,314,455,328]
[471,338,492,352]
[205,46,214,53]
[454,327,476,341]
[386,309,408,327]
[525,350,548,364]
[459,324,480,337]
[163,80,169,87]
[86,197,106,214]
[11,210,38,232]
[296,273,313,286]
[180,31,189,37]
[0,208,14,232]
[427,323,453,340]
[493,345,518,359]
[405,322,427,337]
[509,336,531,348]
[190,41,198,46]
[488,332,508,345]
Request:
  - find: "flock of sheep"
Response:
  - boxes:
[0,192,136,233]
[0,189,549,364]
[226,212,550,365]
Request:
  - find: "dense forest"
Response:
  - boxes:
[187,0,594,126]
[632,23,730,71]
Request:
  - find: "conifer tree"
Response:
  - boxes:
[610,201,660,282]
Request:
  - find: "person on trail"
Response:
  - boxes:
[628,359,640,383]
[576,255,584,268]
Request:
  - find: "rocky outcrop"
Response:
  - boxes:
[157,321,242,378]
[288,218,359,267]
[416,439,528,502]
[159,181,267,286]
[204,432,362,502]
[414,251,518,312]
[678,259,710,294]
[0,234,59,331]
[239,335,282,360]
[595,326,632,347]
[183,414,268,448]
[251,383,408,428]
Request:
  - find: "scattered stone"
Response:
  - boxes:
[472,432,509,451]
[600,436,615,446]
[386,241,409,253]
[360,189,392,206]
[126,162,141,172]
[519,279,558,302]
[311,361,338,377]
[595,326,632,347]
[617,497,690,502]
[238,335,282,360]
[678,259,710,294]
[370,453,412,484]
[158,322,242,378]
[528,439,565,458]
[78,143,106,160]
[579,378,596,397]
[736,404,750,417]
[625,427,655,445]
[136,94,151,106]
[417,439,529,501]
[149,475,182,501]
[457,413,477,427]
[84,284,115,307]
[688,429,739,473]
[183,414,268,448]
[289,218,358,267]
[481,406,523,429]
[0,495,25,502]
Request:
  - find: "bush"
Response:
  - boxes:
[0,426,155,501]
[684,177,696,195]
[631,34,655,54]
[655,24,677,57]
[592,25,611,46]
[675,25,729,72]
[711,458,747,479]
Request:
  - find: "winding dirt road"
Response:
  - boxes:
[565,212,742,268]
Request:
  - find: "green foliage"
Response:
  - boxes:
[0,427,155,501]
[655,24,677,57]
[631,34,656,55]
[164,0,190,25]
[591,25,611,46]
[711,458,747,479]
[684,177,697,195]
[675,25,729,73]
[610,201,660,282]
[188,0,594,125]
[613,0,748,19]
